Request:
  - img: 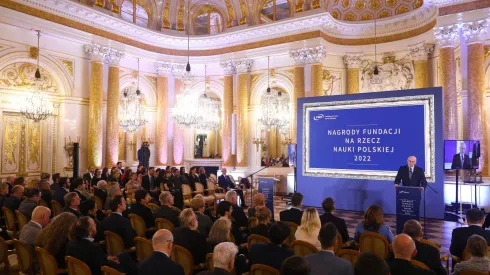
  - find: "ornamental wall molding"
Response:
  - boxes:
[219,59,254,74]
[155,62,186,76]
[434,24,460,48]
[289,46,327,65]
[408,43,435,61]
[461,19,489,45]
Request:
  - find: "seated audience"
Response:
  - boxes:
[35,212,78,268]
[354,252,390,275]
[192,195,213,237]
[452,234,490,274]
[19,206,51,254]
[104,184,122,211]
[94,180,108,205]
[218,168,246,207]
[319,197,349,243]
[4,185,24,211]
[354,204,394,243]
[18,188,41,220]
[102,195,137,249]
[216,201,233,220]
[14,177,26,187]
[249,222,294,270]
[248,193,265,218]
[249,206,272,239]
[70,178,88,202]
[304,223,353,275]
[53,177,70,206]
[280,256,311,275]
[206,219,232,253]
[172,208,207,265]
[125,172,142,195]
[388,234,436,275]
[155,191,180,227]
[79,199,104,242]
[0,182,8,208]
[450,208,490,259]
[198,242,238,275]
[402,220,446,275]
[39,179,52,206]
[139,229,184,275]
[63,192,82,217]
[295,207,322,251]
[128,189,155,229]
[50,173,60,191]
[280,192,304,225]
[226,190,248,228]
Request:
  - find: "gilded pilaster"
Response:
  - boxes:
[156,72,168,166]
[409,43,434,88]
[311,63,323,97]
[105,49,124,167]
[343,54,362,94]
[292,66,305,144]
[222,73,234,166]
[235,59,253,167]
[208,130,216,156]
[84,44,108,168]
[173,78,184,165]
[434,25,459,139]
[269,129,277,158]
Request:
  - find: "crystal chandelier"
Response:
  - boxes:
[20,30,53,122]
[119,59,147,132]
[195,65,221,131]
[370,16,383,85]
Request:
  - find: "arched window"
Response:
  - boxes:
[121,0,149,27]
[194,6,224,35]
[260,0,291,23]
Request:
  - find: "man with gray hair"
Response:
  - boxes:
[197,242,238,275]
[139,229,184,275]
[155,191,180,227]
[226,190,248,229]
[104,184,121,210]
[394,156,427,189]
[388,234,435,275]
[172,208,206,265]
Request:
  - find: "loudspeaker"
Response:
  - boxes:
[73,142,79,178]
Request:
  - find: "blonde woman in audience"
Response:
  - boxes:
[249,206,272,239]
[295,207,322,250]
[248,193,265,218]
[35,212,77,268]
[452,234,490,275]
[206,219,232,253]
[27,179,40,190]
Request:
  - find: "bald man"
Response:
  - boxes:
[388,234,435,275]
[394,156,427,189]
[139,229,184,275]
[19,206,51,252]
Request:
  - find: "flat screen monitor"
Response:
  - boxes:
[444,140,480,170]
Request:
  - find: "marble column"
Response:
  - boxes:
[235,59,253,167]
[343,54,362,94]
[220,61,235,166]
[105,49,124,167]
[155,64,171,166]
[434,25,459,139]
[84,44,109,168]
[462,19,489,174]
[409,43,434,89]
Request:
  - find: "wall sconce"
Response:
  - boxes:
[253,137,265,152]
[64,136,80,168]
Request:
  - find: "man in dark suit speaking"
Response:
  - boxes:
[451,142,472,169]
[394,156,426,189]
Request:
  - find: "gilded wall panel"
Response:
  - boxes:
[0,63,58,93]
[2,114,20,174]
[322,69,342,96]
[26,120,41,172]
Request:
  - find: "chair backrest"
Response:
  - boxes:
[458,270,488,275]
[334,232,343,255]
[250,264,280,275]
[2,207,16,232]
[282,221,298,247]
[39,199,49,207]
[128,214,146,237]
[147,203,159,213]
[337,249,360,267]
[94,196,104,210]
[195,183,205,194]
[102,265,126,275]
[206,181,215,192]
[156,218,175,231]
[15,210,28,231]
[13,239,33,273]
[104,231,125,256]
[247,234,271,251]
[411,259,430,270]
[51,200,62,217]
[0,236,10,271]
[170,206,182,213]
[65,256,92,275]
[419,239,440,252]
[248,217,259,229]
[182,184,192,196]
[359,232,389,259]
[134,237,153,262]
[171,245,195,275]
[291,240,319,257]
[36,246,59,275]
[206,253,214,271]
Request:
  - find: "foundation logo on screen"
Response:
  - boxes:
[313,114,338,121]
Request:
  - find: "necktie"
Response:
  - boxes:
[409,168,413,179]
[461,154,464,166]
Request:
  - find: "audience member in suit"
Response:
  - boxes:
[354,204,394,243]
[187,167,200,192]
[280,256,311,275]
[172,208,207,265]
[128,189,155,235]
[450,208,490,259]
[139,229,184,275]
[249,206,272,239]
[226,191,248,229]
[451,142,472,169]
[394,156,427,188]
[218,168,246,207]
[35,212,78,268]
[191,196,213,238]
[279,192,304,226]
[83,166,96,183]
[206,219,232,253]
[198,167,208,185]
[50,173,60,191]
[70,178,88,202]
[79,199,105,242]
[249,222,294,270]
[14,176,26,188]
[18,188,41,220]
[39,179,52,207]
[452,234,490,274]
[90,169,103,187]
[354,252,390,275]
[63,192,82,218]
[19,206,51,255]
[304,223,353,275]
[198,242,238,275]
[248,193,265,218]
[0,183,8,208]
[388,234,436,275]
[296,208,322,251]
[141,167,158,198]
[319,197,349,243]
[116,162,125,175]
[53,177,70,206]
[4,185,24,211]
[155,191,180,227]
[94,180,108,206]
[104,184,122,211]
[102,195,137,249]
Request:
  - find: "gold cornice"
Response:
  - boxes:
[1,0,436,55]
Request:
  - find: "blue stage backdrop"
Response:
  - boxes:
[297,88,444,219]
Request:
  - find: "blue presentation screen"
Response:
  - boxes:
[307,104,426,173]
